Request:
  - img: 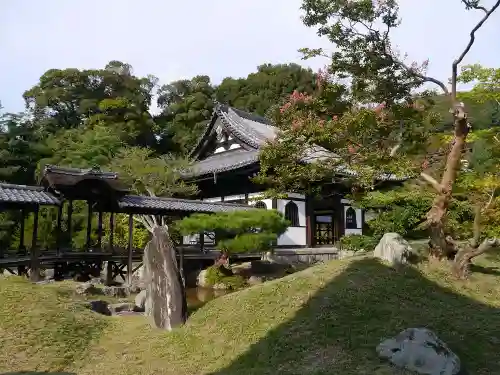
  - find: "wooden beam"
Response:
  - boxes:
[127,213,133,285]
[30,206,40,282]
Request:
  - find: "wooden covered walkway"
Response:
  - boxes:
[0,165,258,283]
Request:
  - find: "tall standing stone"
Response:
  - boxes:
[143,225,187,330]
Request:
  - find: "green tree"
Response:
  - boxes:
[23,61,158,148]
[176,209,289,258]
[258,0,500,274]
[156,76,215,154]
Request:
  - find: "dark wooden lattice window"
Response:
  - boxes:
[254,200,267,209]
[285,201,299,226]
[345,207,358,229]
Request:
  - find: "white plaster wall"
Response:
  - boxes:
[344,205,363,236]
[182,233,199,245]
[214,143,240,154]
[277,199,306,226]
[276,197,306,246]
[247,192,272,209]
[277,227,307,246]
[202,197,222,202]
[224,194,246,202]
[286,192,306,199]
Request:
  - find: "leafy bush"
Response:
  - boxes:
[175,209,289,254]
[339,234,378,252]
[204,265,246,290]
[355,184,474,241]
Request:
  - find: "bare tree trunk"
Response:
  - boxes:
[452,204,500,278]
[143,225,187,330]
[426,108,469,259]
[419,1,500,259]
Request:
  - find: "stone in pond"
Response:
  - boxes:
[376,327,462,375]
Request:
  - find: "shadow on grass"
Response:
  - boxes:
[470,263,500,276]
[210,258,500,375]
[0,373,76,374]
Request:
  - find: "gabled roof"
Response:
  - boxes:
[41,165,129,193]
[0,183,61,207]
[189,103,277,159]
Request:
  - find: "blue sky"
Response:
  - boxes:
[1,0,499,113]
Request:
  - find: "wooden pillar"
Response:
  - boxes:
[305,196,313,248]
[271,198,278,248]
[106,212,115,285]
[18,208,26,255]
[30,206,41,282]
[86,201,93,251]
[127,213,133,285]
[109,212,115,253]
[56,203,63,255]
[67,200,73,247]
[97,211,103,250]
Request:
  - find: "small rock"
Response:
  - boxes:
[248,275,264,285]
[75,282,101,295]
[126,282,142,294]
[103,285,130,298]
[88,300,111,316]
[109,302,135,314]
[197,269,209,288]
[376,327,461,375]
[374,233,413,267]
[135,289,147,311]
[43,268,55,280]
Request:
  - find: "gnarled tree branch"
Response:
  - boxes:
[451,0,500,101]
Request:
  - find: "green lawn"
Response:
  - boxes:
[1,255,500,374]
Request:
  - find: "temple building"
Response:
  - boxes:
[182,103,403,249]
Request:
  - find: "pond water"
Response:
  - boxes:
[185,287,233,309]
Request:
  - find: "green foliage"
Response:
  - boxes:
[356,184,474,241]
[204,265,246,289]
[176,210,289,254]
[339,234,378,252]
[108,146,197,197]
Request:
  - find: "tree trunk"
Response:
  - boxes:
[143,225,187,330]
[426,107,469,258]
[453,238,500,279]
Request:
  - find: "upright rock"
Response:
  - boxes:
[143,226,187,330]
[374,232,413,267]
[376,328,461,375]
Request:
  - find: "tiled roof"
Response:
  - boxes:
[187,103,407,182]
[0,183,61,206]
[183,149,260,178]
[118,195,255,213]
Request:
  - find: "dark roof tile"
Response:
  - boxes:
[0,183,61,206]
[183,149,259,178]
[118,195,255,213]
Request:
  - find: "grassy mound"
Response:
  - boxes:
[2,255,500,374]
[0,277,109,373]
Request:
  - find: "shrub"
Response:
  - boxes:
[204,265,246,290]
[176,209,289,254]
[339,234,378,252]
